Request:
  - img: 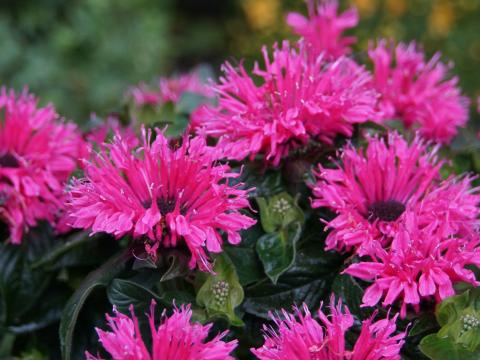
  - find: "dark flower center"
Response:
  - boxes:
[0,218,9,242]
[157,198,176,215]
[367,200,405,222]
[0,153,19,168]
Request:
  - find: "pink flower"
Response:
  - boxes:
[82,115,139,158]
[369,40,469,143]
[251,296,405,360]
[0,88,82,244]
[312,132,480,316]
[345,211,480,318]
[286,0,358,60]
[86,300,237,360]
[67,128,255,271]
[129,71,213,107]
[195,41,379,166]
[312,132,479,256]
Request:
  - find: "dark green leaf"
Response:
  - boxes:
[59,249,130,360]
[107,278,164,315]
[244,243,343,319]
[331,274,371,320]
[160,251,189,282]
[256,223,302,284]
[409,313,439,337]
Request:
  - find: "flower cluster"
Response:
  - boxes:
[129,71,213,107]
[86,300,237,360]
[286,0,358,60]
[312,133,480,316]
[252,296,405,360]
[0,88,82,243]
[194,41,378,166]
[370,40,469,143]
[68,128,255,270]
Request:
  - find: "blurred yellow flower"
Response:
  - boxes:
[428,2,455,37]
[386,0,407,18]
[352,0,377,17]
[241,0,279,31]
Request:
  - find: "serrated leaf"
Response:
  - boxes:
[59,249,130,360]
[196,253,244,326]
[256,223,302,284]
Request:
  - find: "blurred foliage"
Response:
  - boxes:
[0,0,479,123]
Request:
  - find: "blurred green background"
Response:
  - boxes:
[1,0,479,123]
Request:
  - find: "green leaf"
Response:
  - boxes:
[0,332,15,358]
[108,278,164,315]
[31,232,91,270]
[231,165,285,198]
[256,192,304,233]
[419,334,480,360]
[409,313,439,337]
[331,274,371,320]
[175,92,209,114]
[256,223,302,284]
[243,243,343,319]
[160,251,189,282]
[59,249,130,360]
[225,245,264,286]
[196,253,244,326]
[0,224,56,325]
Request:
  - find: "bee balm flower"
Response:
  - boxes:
[129,71,213,107]
[195,41,378,166]
[369,40,469,143]
[0,88,82,244]
[67,129,255,271]
[312,132,479,256]
[86,300,237,360]
[286,0,359,60]
[251,296,405,360]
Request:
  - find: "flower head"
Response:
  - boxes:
[369,40,469,143]
[86,300,237,360]
[345,211,480,318]
[312,132,479,256]
[195,41,378,166]
[0,88,82,243]
[129,71,213,107]
[67,129,255,271]
[286,0,358,60]
[312,132,480,316]
[251,296,405,360]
